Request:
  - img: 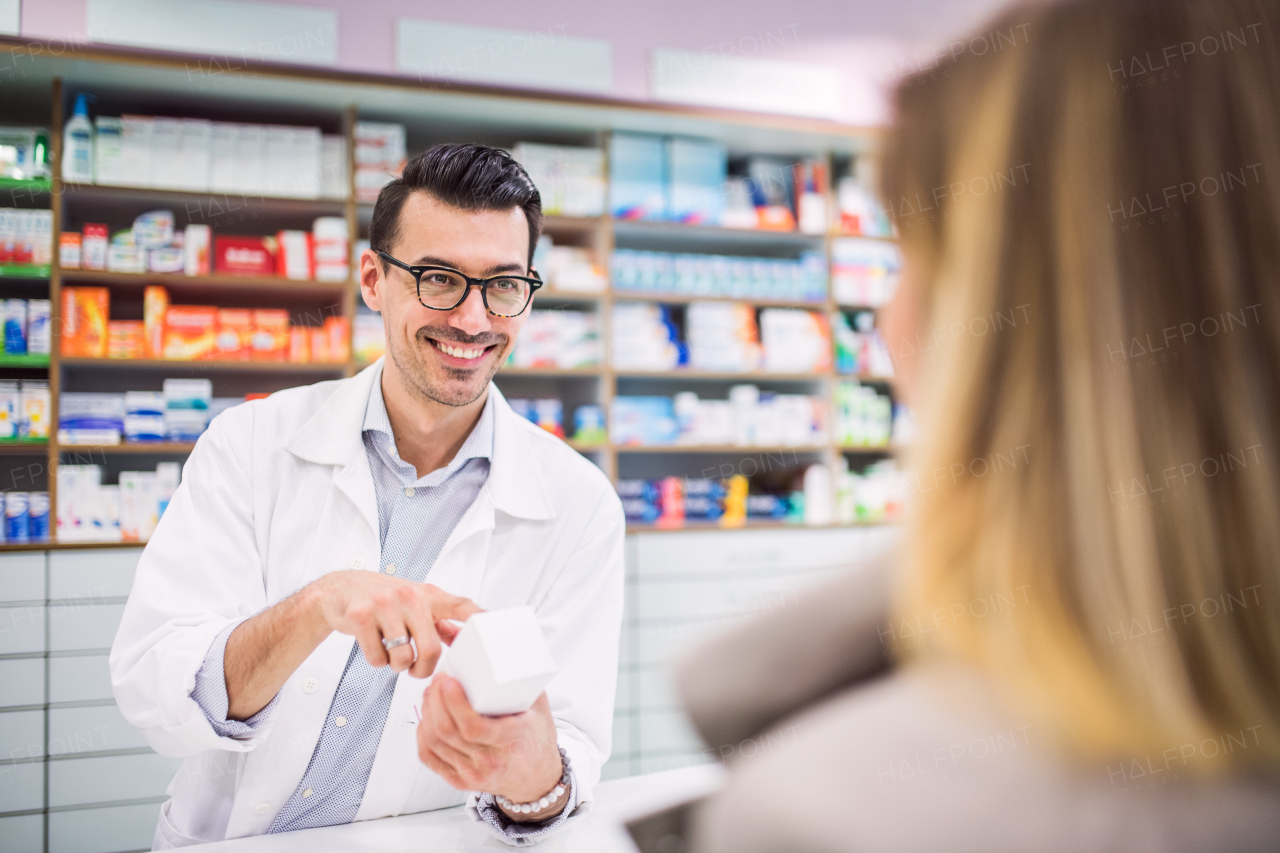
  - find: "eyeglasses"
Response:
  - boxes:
[377,251,542,317]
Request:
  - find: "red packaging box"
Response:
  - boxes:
[309,326,330,363]
[162,305,219,361]
[214,309,253,360]
[249,309,290,361]
[107,320,145,359]
[325,316,350,363]
[214,236,277,276]
[288,326,310,363]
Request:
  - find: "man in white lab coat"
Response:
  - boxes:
[110,143,625,848]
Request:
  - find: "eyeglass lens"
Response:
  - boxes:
[418,269,531,315]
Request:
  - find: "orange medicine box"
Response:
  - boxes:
[309,326,330,363]
[288,326,310,363]
[249,309,290,361]
[214,309,253,360]
[107,320,145,359]
[61,287,110,357]
[143,286,169,358]
[162,305,219,360]
[325,316,350,363]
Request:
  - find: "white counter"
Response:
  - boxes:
[194,764,724,852]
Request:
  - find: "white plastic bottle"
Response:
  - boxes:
[62,94,94,184]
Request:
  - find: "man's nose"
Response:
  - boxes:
[448,285,493,336]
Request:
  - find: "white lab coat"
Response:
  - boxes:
[109,361,625,847]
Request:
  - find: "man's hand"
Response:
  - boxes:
[313,571,480,678]
[417,674,563,807]
[224,573,479,721]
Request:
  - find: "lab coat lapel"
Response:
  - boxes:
[284,361,382,542]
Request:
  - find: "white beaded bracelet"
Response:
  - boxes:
[495,746,571,817]
[496,783,566,814]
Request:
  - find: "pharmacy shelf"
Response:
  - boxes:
[540,215,607,232]
[61,269,354,293]
[498,365,602,377]
[63,182,348,213]
[0,440,49,452]
[613,220,826,248]
[838,373,895,383]
[0,540,56,550]
[533,290,603,304]
[0,176,51,193]
[59,356,348,372]
[615,444,827,454]
[0,520,894,551]
[837,445,895,453]
[834,302,888,311]
[614,368,829,381]
[0,353,50,367]
[625,519,892,534]
[0,540,137,552]
[59,442,195,454]
[0,265,51,279]
[834,232,898,243]
[612,290,827,308]
[0,37,898,538]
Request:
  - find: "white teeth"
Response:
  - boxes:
[436,341,483,360]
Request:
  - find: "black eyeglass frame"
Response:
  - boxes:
[377,251,543,317]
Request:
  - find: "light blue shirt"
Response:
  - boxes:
[191,368,571,840]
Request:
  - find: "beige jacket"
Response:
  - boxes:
[675,554,1280,853]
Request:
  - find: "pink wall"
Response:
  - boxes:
[19,0,1009,124]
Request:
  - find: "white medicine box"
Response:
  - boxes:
[435,607,557,716]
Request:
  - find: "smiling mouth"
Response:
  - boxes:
[424,335,499,364]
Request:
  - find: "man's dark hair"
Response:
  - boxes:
[369,142,543,270]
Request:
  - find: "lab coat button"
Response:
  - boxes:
[302,677,318,694]
[350,558,364,571]
[255,803,270,814]
[383,563,396,575]
[335,716,347,727]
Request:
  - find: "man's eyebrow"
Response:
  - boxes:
[409,256,527,276]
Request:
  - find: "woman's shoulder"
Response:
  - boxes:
[689,663,1280,853]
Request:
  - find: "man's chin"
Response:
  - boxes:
[415,361,496,407]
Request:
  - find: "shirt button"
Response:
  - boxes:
[404,487,415,497]
[350,558,364,571]
[335,716,347,727]
[302,677,318,694]
[383,563,396,575]
[255,803,270,814]
[302,788,313,798]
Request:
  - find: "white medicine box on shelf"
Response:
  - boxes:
[434,607,557,716]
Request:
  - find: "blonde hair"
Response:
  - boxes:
[882,0,1280,768]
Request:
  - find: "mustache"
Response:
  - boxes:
[417,327,505,347]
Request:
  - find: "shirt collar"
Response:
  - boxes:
[362,361,495,481]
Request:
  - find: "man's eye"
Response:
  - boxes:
[424,274,453,285]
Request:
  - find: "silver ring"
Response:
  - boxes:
[382,635,411,650]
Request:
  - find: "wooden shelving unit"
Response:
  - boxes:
[61,269,352,293]
[0,35,898,550]
[60,356,347,373]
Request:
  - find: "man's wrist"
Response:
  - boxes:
[297,577,336,643]
[495,746,571,823]
[498,776,570,822]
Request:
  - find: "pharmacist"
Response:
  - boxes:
[110,143,625,848]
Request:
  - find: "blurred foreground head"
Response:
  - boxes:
[882,0,1280,767]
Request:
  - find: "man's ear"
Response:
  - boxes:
[360,249,384,312]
